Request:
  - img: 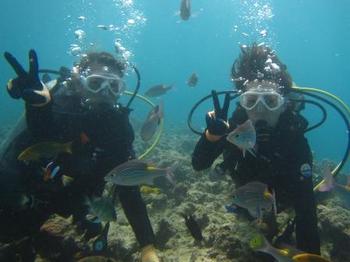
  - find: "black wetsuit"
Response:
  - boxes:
[192,106,320,255]
[0,84,155,250]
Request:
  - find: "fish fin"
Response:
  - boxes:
[242,149,246,158]
[252,234,272,253]
[61,175,74,186]
[234,162,239,171]
[247,148,256,157]
[86,214,100,223]
[247,207,258,218]
[256,203,261,221]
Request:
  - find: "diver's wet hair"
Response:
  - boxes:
[231,43,292,94]
[78,52,127,77]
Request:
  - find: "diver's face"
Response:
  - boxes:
[240,82,286,127]
[78,63,124,106]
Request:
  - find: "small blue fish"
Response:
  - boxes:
[226,119,256,157]
[93,222,110,253]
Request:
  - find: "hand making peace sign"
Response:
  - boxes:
[205,90,231,137]
[4,50,51,106]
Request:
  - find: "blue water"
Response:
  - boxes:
[1,0,349,170]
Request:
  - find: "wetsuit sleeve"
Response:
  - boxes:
[292,136,320,254]
[25,92,54,139]
[191,132,225,171]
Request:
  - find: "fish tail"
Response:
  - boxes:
[64,141,73,154]
[272,189,277,216]
[61,175,74,186]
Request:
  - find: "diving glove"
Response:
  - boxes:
[4,50,51,106]
[140,244,160,262]
[205,90,230,139]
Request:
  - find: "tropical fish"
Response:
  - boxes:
[187,72,198,87]
[85,196,117,223]
[318,164,335,192]
[93,222,110,253]
[231,181,276,221]
[140,185,161,195]
[140,103,163,142]
[104,159,175,186]
[181,213,203,241]
[144,84,172,97]
[18,141,73,162]
[42,161,74,187]
[77,256,117,262]
[317,164,350,193]
[78,16,87,21]
[226,119,256,157]
[250,233,330,262]
[180,0,191,21]
[97,24,109,30]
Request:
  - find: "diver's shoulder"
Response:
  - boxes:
[279,110,309,133]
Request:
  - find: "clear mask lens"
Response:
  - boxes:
[82,74,125,96]
[240,90,284,111]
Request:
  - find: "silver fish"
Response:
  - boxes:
[104,160,175,186]
[180,0,191,21]
[187,73,198,87]
[231,181,276,220]
[226,119,256,157]
[145,84,172,97]
[140,103,163,142]
[97,24,109,30]
[85,196,116,223]
[318,164,334,192]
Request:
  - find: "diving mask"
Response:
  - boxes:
[81,73,125,96]
[239,88,285,111]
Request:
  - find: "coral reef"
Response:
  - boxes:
[1,124,349,261]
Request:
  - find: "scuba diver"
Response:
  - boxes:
[0,50,160,262]
[191,43,321,257]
